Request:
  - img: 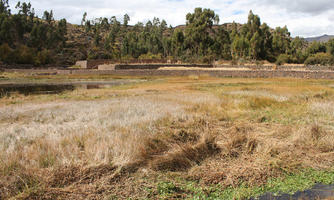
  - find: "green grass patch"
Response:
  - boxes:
[154,169,334,200]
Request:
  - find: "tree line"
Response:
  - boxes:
[81,8,334,65]
[1,0,334,66]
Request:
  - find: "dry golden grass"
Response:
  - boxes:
[1,76,334,199]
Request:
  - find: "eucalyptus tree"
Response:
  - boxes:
[185,7,219,56]
[123,14,130,27]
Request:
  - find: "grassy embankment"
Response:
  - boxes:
[1,72,334,199]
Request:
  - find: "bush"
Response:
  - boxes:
[138,53,162,60]
[34,49,53,66]
[290,50,308,64]
[304,53,334,66]
[238,58,246,65]
[12,45,35,65]
[88,47,104,60]
[275,54,290,65]
[199,55,214,64]
[0,43,14,63]
[121,54,134,61]
[0,44,56,66]
[231,57,238,65]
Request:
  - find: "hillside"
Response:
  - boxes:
[305,34,334,42]
[1,1,334,68]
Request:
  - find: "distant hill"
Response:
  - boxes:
[304,34,334,42]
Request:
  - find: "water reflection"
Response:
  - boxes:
[0,81,134,98]
[0,84,75,97]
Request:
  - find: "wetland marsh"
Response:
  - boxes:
[1,73,334,199]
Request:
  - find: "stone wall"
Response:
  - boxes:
[215,64,334,71]
[114,64,213,70]
[98,64,116,70]
[4,68,334,79]
[77,70,334,79]
[83,59,178,69]
[75,60,88,69]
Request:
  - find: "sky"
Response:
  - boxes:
[8,0,334,37]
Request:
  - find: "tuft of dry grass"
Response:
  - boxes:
[149,134,219,172]
[242,96,281,110]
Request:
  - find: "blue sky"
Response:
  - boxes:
[8,0,334,37]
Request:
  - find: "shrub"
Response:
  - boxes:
[238,57,246,65]
[327,38,334,56]
[304,53,334,66]
[87,47,105,60]
[34,49,53,66]
[0,43,13,63]
[121,54,134,61]
[291,50,308,64]
[275,54,290,65]
[0,44,56,66]
[199,55,214,64]
[138,53,162,60]
[231,57,238,65]
[15,45,35,64]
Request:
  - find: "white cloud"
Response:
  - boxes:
[8,0,334,37]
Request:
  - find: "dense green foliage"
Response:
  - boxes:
[0,0,67,65]
[1,1,334,66]
[79,8,334,65]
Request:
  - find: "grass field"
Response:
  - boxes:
[1,73,334,199]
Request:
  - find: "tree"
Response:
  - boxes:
[101,17,109,30]
[249,31,262,59]
[29,22,47,49]
[123,14,130,27]
[272,26,291,56]
[81,12,87,26]
[211,27,231,59]
[214,15,219,25]
[246,11,260,39]
[85,20,91,33]
[57,19,67,47]
[93,25,102,46]
[185,7,218,56]
[160,20,167,32]
[289,37,307,63]
[43,10,54,24]
[260,23,273,60]
[0,16,12,44]
[327,38,334,56]
[16,2,32,17]
[12,14,25,41]
[232,35,249,58]
[0,0,10,15]
[307,41,326,55]
[172,29,184,57]
[243,10,262,59]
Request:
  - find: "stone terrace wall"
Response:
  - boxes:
[72,70,334,79]
[75,60,88,69]
[3,69,334,79]
[215,65,334,71]
[84,59,178,69]
[5,69,334,79]
[114,64,213,70]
